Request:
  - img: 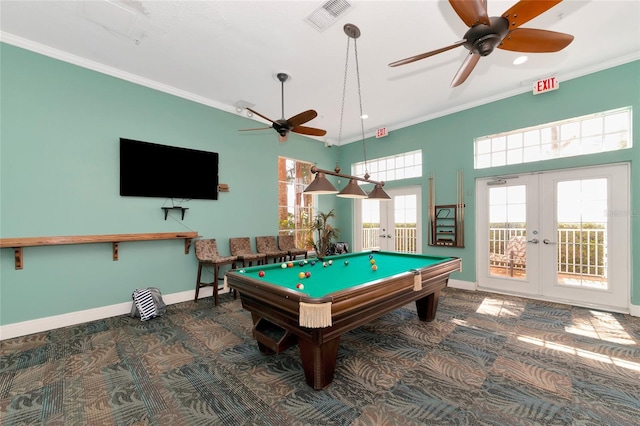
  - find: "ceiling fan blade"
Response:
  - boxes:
[291,126,327,137]
[449,0,490,27]
[499,28,574,52]
[388,40,466,67]
[287,109,318,128]
[238,127,271,132]
[501,0,563,29]
[451,52,481,87]
[246,108,276,125]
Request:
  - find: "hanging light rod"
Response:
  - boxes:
[309,166,383,187]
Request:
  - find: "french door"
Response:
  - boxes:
[354,186,422,253]
[476,164,630,312]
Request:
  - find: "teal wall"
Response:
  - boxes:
[337,60,639,303]
[0,44,338,325]
[1,42,637,327]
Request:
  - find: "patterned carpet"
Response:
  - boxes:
[1,288,639,425]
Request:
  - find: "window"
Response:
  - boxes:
[278,157,314,249]
[352,150,422,182]
[474,107,632,169]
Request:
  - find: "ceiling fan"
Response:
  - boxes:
[388,0,574,87]
[239,72,327,142]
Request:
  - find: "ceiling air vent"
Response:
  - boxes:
[304,0,353,32]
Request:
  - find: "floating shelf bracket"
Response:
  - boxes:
[162,207,189,220]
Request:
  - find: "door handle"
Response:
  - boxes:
[543,239,557,245]
[527,238,539,244]
[386,234,393,238]
[379,234,386,238]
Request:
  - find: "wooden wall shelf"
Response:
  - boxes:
[0,232,199,270]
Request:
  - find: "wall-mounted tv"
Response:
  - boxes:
[120,138,219,200]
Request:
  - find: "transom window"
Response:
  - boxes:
[278,157,314,249]
[474,107,632,169]
[352,150,422,182]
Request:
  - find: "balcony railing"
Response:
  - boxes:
[361,227,417,253]
[489,226,606,278]
[360,225,606,278]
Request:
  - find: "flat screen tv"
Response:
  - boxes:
[120,138,219,200]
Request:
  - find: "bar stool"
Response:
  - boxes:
[278,235,308,261]
[256,236,288,264]
[194,239,237,304]
[229,237,266,267]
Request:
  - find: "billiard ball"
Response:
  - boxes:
[370,259,376,265]
[344,260,349,266]
[310,261,316,266]
[323,262,328,267]
[299,261,305,267]
[296,283,304,290]
[328,260,333,265]
[299,272,306,279]
[288,262,294,268]
[369,254,373,259]
[303,260,308,264]
[305,271,311,278]
[371,264,378,271]
[281,263,288,268]
[258,271,265,277]
[239,269,246,273]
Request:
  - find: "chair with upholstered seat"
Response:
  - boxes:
[229,237,266,267]
[278,235,308,261]
[506,235,527,276]
[256,236,288,264]
[489,235,527,277]
[194,239,237,304]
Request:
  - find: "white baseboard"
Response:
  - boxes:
[448,279,477,291]
[629,303,640,317]
[0,286,225,341]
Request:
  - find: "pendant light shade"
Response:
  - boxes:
[336,179,368,198]
[303,172,339,194]
[368,184,391,200]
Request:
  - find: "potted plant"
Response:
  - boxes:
[307,209,341,259]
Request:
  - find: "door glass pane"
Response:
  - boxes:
[556,179,608,290]
[361,199,380,250]
[488,185,527,279]
[394,195,417,253]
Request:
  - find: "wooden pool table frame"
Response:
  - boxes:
[226,255,461,390]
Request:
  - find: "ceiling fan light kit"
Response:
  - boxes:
[389,0,574,87]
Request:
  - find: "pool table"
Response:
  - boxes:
[225,250,461,390]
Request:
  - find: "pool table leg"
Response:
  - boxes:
[415,290,441,322]
[298,335,341,390]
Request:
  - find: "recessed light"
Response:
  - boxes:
[360,114,369,119]
[513,56,528,65]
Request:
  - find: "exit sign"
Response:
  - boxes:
[376,127,388,138]
[533,76,559,95]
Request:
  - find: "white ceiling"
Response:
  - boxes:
[2,1,639,145]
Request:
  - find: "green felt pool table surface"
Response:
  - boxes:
[234,251,455,299]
